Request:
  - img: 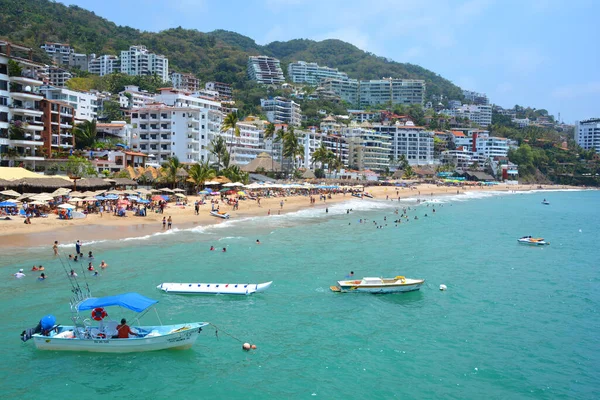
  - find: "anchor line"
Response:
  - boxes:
[208,323,244,343]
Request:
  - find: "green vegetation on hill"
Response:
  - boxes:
[0,0,462,101]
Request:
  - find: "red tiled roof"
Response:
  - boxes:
[451,131,466,137]
[123,151,148,157]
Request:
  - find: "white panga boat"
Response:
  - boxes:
[157,281,273,295]
[542,199,550,205]
[330,276,424,294]
[518,236,550,245]
[210,210,230,219]
[20,291,208,353]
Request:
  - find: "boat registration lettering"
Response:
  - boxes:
[94,339,109,344]
[167,331,193,343]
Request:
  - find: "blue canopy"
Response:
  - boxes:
[0,201,17,207]
[77,292,158,313]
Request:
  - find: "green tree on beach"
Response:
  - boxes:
[73,120,97,149]
[188,161,216,192]
[209,136,228,171]
[220,112,240,153]
[162,156,182,188]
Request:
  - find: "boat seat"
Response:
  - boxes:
[103,321,118,337]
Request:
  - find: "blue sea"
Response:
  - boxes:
[0,190,598,399]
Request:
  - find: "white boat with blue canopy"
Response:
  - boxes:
[21,291,208,353]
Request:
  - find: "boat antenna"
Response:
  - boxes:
[71,255,92,299]
[57,252,87,303]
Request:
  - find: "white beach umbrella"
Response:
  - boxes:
[68,197,83,203]
[204,181,221,186]
[0,189,21,197]
[172,188,185,192]
[83,197,98,202]
[29,200,48,206]
[159,187,174,193]
[174,193,186,198]
[69,191,85,197]
[222,183,236,187]
[58,203,75,209]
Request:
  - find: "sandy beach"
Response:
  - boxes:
[0,183,580,249]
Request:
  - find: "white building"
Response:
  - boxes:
[359,78,425,107]
[247,56,285,85]
[342,126,391,171]
[40,42,73,64]
[118,85,155,109]
[373,123,435,166]
[130,89,222,164]
[288,61,349,85]
[462,90,489,105]
[223,117,266,166]
[40,85,98,121]
[171,72,199,92]
[440,104,492,127]
[261,97,301,126]
[47,67,73,87]
[575,118,600,153]
[205,82,233,100]
[96,121,131,146]
[512,118,530,128]
[320,78,359,105]
[88,55,120,76]
[120,45,169,82]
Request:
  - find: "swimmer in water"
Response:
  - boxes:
[210,246,215,251]
[100,261,108,269]
[222,247,227,252]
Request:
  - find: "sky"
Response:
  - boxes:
[58,0,599,123]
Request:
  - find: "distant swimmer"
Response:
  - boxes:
[70,269,78,277]
[100,261,108,269]
[414,216,418,220]
[87,263,94,271]
[38,265,44,271]
[88,251,94,259]
[53,241,58,256]
[73,256,78,262]
[31,265,38,271]
[14,269,25,279]
[256,239,261,244]
[210,246,215,251]
[222,247,227,252]
[38,273,46,280]
[345,271,355,279]
[93,271,99,277]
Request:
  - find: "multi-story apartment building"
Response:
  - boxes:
[41,99,75,157]
[342,126,391,171]
[449,129,515,166]
[118,85,155,109]
[1,41,48,167]
[96,121,131,146]
[439,104,492,127]
[40,42,73,65]
[47,66,73,87]
[575,118,600,153]
[130,88,222,164]
[205,82,233,100]
[462,90,489,105]
[40,85,98,121]
[88,55,120,76]
[373,123,435,166]
[261,97,301,126]
[120,45,169,82]
[321,133,349,167]
[247,56,285,85]
[288,61,349,85]
[171,72,199,92]
[223,117,266,166]
[358,78,425,107]
[320,78,359,105]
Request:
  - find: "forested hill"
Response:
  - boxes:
[0,0,463,99]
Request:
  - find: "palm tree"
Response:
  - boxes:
[282,127,303,175]
[188,161,216,193]
[161,156,182,188]
[74,120,97,149]
[221,112,240,155]
[209,136,228,171]
[328,157,344,178]
[222,165,250,185]
[311,144,334,170]
[263,122,276,172]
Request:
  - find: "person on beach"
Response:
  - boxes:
[167,216,172,229]
[194,201,199,215]
[53,241,58,256]
[268,209,271,216]
[75,240,81,255]
[280,200,284,209]
[14,269,25,278]
[162,217,166,229]
[100,261,108,269]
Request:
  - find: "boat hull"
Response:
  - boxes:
[157,281,272,295]
[337,283,423,293]
[517,239,548,246]
[210,211,229,219]
[32,322,207,353]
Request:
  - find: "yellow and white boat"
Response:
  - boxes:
[330,276,424,294]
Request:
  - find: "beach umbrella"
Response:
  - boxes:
[237,191,246,196]
[159,187,174,193]
[68,197,82,203]
[172,188,185,192]
[58,203,75,209]
[0,201,17,207]
[219,188,230,193]
[231,182,244,187]
[29,200,48,206]
[69,191,84,197]
[226,190,236,195]
[174,193,186,198]
[198,189,211,195]
[222,183,236,187]
[0,189,21,197]
[204,181,221,186]
[210,192,219,196]
[151,195,165,201]
[137,199,150,204]
[83,197,98,202]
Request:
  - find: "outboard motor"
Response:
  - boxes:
[21,315,57,342]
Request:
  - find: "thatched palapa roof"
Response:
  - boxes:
[241,152,282,172]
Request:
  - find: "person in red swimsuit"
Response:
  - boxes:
[116,319,139,339]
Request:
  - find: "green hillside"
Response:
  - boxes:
[0,0,463,99]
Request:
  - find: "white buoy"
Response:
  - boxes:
[242,342,251,351]
[439,284,447,291]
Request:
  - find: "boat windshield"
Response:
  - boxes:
[77,292,158,313]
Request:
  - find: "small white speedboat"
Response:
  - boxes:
[157,281,273,295]
[210,210,230,219]
[330,276,424,294]
[21,292,208,353]
[542,200,550,205]
[518,236,550,245]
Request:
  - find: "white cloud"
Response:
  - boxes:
[552,82,600,99]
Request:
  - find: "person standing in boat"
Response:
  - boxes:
[116,319,139,339]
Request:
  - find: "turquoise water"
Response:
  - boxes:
[1,190,599,399]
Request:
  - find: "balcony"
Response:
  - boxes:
[8,104,44,117]
[9,75,43,87]
[9,139,44,147]
[10,91,44,102]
